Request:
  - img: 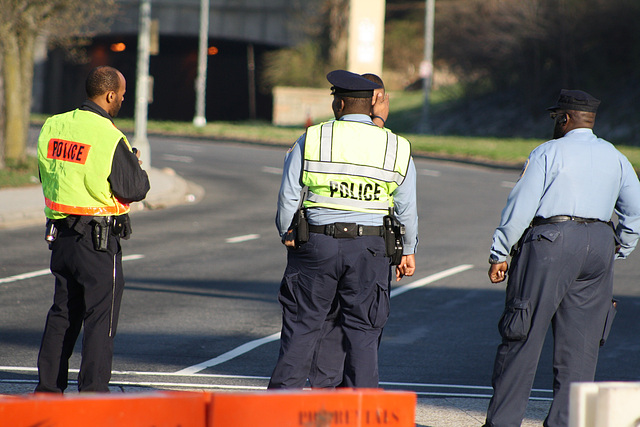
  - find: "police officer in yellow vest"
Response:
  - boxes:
[35,66,150,393]
[268,70,418,388]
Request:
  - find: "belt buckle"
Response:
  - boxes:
[325,224,335,236]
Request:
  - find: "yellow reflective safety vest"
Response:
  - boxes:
[302,120,411,214]
[37,109,132,219]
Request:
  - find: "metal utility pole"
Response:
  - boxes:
[193,0,210,127]
[134,0,152,167]
[419,0,435,133]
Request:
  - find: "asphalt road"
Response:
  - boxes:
[1,135,639,399]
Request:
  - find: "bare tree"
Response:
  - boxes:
[0,57,4,169]
[0,0,117,168]
[262,0,349,89]
[324,0,349,68]
[435,0,640,104]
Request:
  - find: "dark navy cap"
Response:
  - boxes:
[547,89,600,113]
[327,70,382,98]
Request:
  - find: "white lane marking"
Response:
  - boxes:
[0,268,50,284]
[0,254,145,285]
[390,264,474,298]
[411,391,550,401]
[0,377,263,391]
[175,332,281,375]
[177,264,474,374]
[0,366,265,380]
[419,169,442,177]
[501,181,516,188]
[174,144,204,153]
[110,381,266,390]
[381,380,550,394]
[162,154,194,163]
[0,367,553,398]
[262,166,282,175]
[225,234,260,243]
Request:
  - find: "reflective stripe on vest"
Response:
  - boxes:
[44,197,129,216]
[309,122,403,184]
[302,120,410,214]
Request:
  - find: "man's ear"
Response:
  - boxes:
[558,113,568,125]
[107,91,116,103]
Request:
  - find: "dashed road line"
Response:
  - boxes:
[0,254,145,285]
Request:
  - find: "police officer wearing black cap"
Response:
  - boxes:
[483,89,640,426]
[268,70,418,388]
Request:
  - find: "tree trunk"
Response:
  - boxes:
[328,0,349,68]
[20,27,36,162]
[2,32,25,163]
[2,28,35,164]
[0,56,5,169]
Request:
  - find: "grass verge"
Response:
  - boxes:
[0,157,40,189]
[6,99,640,189]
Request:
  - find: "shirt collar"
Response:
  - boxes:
[79,99,113,123]
[339,113,375,125]
[564,128,594,137]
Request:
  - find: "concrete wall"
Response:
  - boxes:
[112,0,311,47]
[272,87,334,127]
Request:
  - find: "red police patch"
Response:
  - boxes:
[47,139,91,164]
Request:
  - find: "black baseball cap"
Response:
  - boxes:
[547,89,601,113]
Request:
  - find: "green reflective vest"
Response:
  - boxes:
[37,109,132,219]
[302,120,411,214]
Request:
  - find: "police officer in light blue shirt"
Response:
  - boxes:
[483,90,640,427]
[268,70,418,389]
[275,122,418,257]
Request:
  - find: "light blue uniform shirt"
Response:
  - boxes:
[276,114,418,254]
[491,128,640,261]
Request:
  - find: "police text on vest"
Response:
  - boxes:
[47,139,91,164]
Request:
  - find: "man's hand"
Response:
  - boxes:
[132,147,142,165]
[371,92,389,127]
[395,254,416,282]
[488,261,508,283]
[282,229,296,248]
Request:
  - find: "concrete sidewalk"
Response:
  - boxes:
[0,167,204,230]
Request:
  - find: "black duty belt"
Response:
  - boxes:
[309,223,384,238]
[532,215,604,226]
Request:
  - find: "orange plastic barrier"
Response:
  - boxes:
[0,391,208,427]
[0,388,416,427]
[209,388,416,427]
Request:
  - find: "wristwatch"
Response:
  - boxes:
[488,254,503,264]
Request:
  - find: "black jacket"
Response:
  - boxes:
[79,100,150,203]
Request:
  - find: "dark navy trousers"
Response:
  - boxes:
[308,293,345,387]
[484,221,616,427]
[36,221,124,393]
[268,232,391,389]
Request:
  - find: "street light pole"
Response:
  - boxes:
[134,0,151,167]
[193,0,210,127]
[419,0,435,133]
